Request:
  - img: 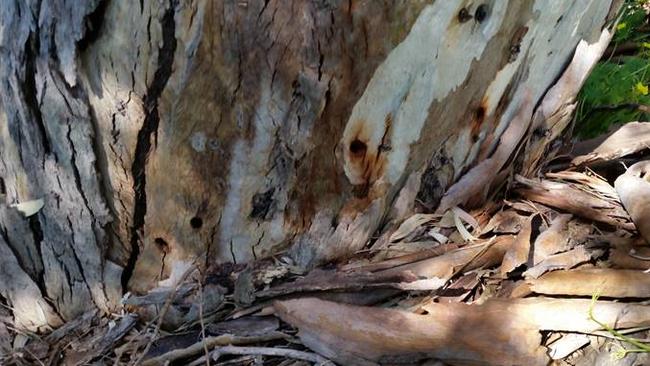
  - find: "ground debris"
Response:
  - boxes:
[6,122,650,366]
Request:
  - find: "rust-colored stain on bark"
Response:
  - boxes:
[344,114,392,192]
[470,99,488,141]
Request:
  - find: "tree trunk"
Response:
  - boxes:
[0,0,618,330]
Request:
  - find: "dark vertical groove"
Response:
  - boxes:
[121,0,178,290]
[22,33,51,154]
[77,0,109,52]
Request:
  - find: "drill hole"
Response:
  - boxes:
[349,139,367,156]
[190,216,203,229]
[457,8,472,23]
[475,4,489,23]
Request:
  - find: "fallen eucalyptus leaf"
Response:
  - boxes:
[11,198,44,217]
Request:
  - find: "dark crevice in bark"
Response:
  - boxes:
[122,0,178,291]
[65,123,94,224]
[78,0,109,51]
[22,33,51,154]
[27,215,50,303]
[66,216,99,309]
[83,90,114,248]
[206,214,220,268]
[229,239,237,264]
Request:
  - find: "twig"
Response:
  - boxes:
[209,346,331,365]
[140,332,290,366]
[188,346,331,366]
[21,346,46,366]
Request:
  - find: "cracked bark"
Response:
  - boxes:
[0,0,618,328]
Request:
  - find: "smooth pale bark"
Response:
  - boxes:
[0,0,618,329]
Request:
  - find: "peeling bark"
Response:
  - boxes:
[0,0,617,327]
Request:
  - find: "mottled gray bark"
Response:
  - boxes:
[0,0,617,330]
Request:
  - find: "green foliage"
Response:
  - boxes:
[576,0,650,138]
[588,293,650,360]
[613,1,649,43]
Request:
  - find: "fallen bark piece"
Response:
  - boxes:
[526,269,650,298]
[379,236,514,279]
[546,171,621,200]
[206,317,279,337]
[275,297,548,366]
[532,214,572,265]
[572,122,650,166]
[515,175,634,230]
[524,246,598,279]
[500,217,533,276]
[274,297,650,366]
[615,161,650,244]
[340,244,461,273]
[256,269,419,299]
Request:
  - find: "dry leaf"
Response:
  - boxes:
[11,198,44,217]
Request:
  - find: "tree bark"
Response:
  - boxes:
[0,0,618,330]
